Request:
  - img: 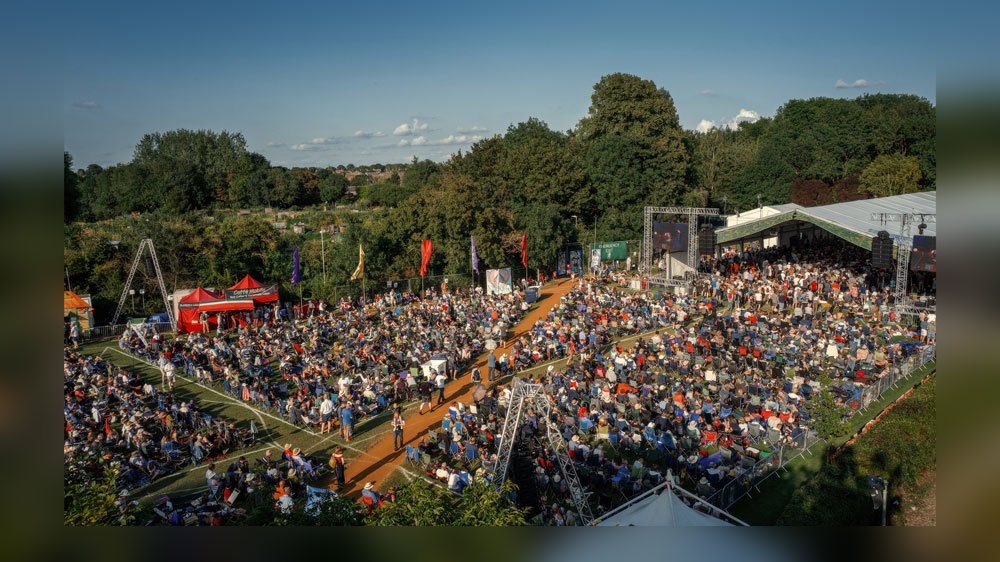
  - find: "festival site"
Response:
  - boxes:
[63,2,937,527]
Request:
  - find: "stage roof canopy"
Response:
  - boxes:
[715,191,936,250]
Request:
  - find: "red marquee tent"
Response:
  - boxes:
[224,275,279,303]
[177,288,222,334]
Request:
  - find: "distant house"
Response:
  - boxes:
[264,207,274,215]
[292,223,307,234]
[237,209,251,216]
[320,223,346,235]
[346,186,358,197]
[271,221,287,230]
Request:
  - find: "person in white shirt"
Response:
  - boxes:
[319,393,335,434]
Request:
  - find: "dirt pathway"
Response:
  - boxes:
[336,277,579,497]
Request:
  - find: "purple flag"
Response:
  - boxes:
[471,236,479,275]
[291,248,301,285]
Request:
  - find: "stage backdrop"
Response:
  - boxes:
[910,235,936,273]
[653,222,689,254]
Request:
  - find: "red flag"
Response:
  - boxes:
[420,240,433,277]
[293,342,305,354]
[521,231,528,268]
[104,417,111,437]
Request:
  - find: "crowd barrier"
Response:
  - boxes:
[857,344,935,412]
[84,322,174,341]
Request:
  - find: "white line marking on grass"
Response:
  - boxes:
[104,347,322,438]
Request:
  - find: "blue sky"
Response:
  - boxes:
[63,0,937,168]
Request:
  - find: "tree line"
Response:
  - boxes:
[64,73,935,324]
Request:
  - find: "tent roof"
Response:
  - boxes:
[179,287,222,304]
[227,274,267,291]
[716,191,936,249]
[64,291,89,310]
[596,488,733,527]
[198,299,255,312]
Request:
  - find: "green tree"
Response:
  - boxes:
[64,152,80,222]
[64,467,147,526]
[366,480,526,526]
[859,153,923,198]
[577,73,691,230]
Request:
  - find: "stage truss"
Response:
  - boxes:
[110,238,176,330]
[642,206,719,288]
[870,212,936,317]
[489,377,593,524]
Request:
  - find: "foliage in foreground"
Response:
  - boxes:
[64,467,149,526]
[366,480,527,526]
[777,377,936,525]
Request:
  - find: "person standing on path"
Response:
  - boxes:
[418,378,433,415]
[329,447,346,491]
[434,370,447,408]
[392,408,405,450]
[487,351,496,382]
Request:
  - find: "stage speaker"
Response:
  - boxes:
[871,231,894,269]
[698,224,716,256]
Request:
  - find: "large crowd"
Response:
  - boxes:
[118,287,523,435]
[69,234,935,525]
[410,237,934,525]
[63,350,257,492]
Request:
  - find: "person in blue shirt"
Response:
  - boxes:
[339,403,354,442]
[487,351,496,382]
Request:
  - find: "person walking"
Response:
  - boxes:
[435,370,447,408]
[392,408,405,450]
[418,378,433,415]
[487,351,496,382]
[329,446,345,491]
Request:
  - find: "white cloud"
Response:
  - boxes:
[835,79,870,89]
[393,118,430,136]
[411,136,428,146]
[353,130,385,138]
[72,100,100,109]
[289,143,330,151]
[695,109,762,133]
[722,109,760,130]
[700,90,718,97]
[289,137,341,151]
[430,134,482,145]
[266,141,284,147]
[457,126,489,134]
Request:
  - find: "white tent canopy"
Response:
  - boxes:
[594,478,746,526]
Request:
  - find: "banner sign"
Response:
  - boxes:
[224,285,277,300]
[591,248,602,271]
[486,268,513,295]
[591,241,628,261]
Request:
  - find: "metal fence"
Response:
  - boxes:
[856,344,935,412]
[706,429,823,510]
[84,322,174,341]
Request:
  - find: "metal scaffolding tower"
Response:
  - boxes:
[490,377,593,524]
[642,206,720,288]
[870,212,936,317]
[110,238,176,330]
